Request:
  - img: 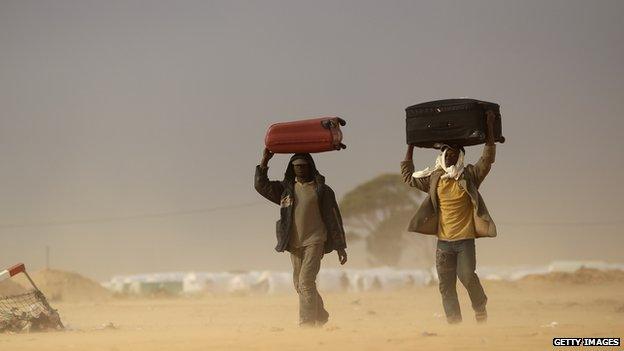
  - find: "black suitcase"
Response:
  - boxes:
[405,98,505,148]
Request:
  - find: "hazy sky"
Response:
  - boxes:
[1,0,622,280]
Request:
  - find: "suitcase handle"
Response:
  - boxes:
[427,121,454,130]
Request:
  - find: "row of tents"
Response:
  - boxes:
[102,260,624,296]
[103,267,433,296]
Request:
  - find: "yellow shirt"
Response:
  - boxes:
[436,177,476,241]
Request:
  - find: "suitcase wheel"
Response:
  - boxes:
[498,136,506,143]
[339,143,347,150]
[321,118,346,129]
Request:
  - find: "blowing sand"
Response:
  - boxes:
[0,280,26,296]
[12,269,111,303]
[1,274,623,351]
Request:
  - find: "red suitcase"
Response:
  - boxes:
[265,117,347,154]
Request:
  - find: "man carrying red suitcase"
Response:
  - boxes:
[400,112,498,324]
[254,149,348,327]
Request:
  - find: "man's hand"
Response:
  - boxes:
[337,248,347,265]
[485,110,496,146]
[261,148,274,168]
[405,144,414,161]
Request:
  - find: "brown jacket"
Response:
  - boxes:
[400,145,497,238]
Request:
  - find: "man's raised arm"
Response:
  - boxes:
[474,111,497,186]
[400,145,430,193]
[254,148,284,205]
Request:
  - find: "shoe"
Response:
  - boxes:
[475,308,487,324]
[447,315,462,324]
[316,309,329,326]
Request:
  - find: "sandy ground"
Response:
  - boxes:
[1,280,623,351]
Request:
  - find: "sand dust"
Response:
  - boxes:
[521,268,624,284]
[11,269,110,303]
[0,280,26,296]
[0,271,622,351]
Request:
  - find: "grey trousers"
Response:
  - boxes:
[436,239,487,323]
[290,243,329,326]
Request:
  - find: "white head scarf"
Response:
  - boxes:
[412,148,465,180]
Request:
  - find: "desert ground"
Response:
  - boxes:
[1,270,623,351]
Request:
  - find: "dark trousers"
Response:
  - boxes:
[436,239,487,323]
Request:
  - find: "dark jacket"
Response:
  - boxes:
[254,153,347,254]
[400,145,497,238]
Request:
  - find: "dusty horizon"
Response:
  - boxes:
[1,0,623,280]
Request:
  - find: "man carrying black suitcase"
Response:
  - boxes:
[401,112,498,324]
[254,149,348,327]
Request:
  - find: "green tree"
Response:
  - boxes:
[340,174,435,267]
